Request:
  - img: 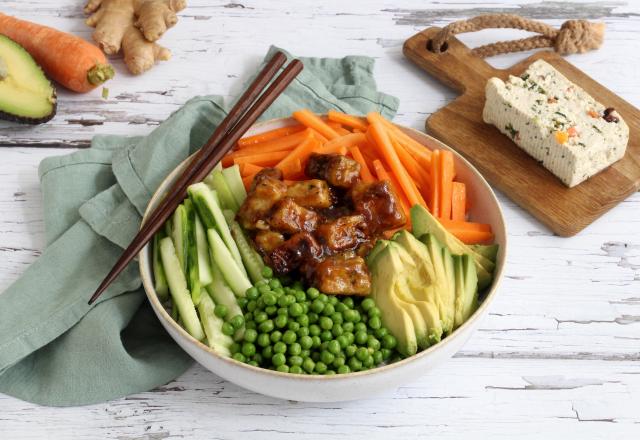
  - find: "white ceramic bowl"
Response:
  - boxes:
[139,117,507,402]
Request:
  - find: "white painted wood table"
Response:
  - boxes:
[1,1,639,438]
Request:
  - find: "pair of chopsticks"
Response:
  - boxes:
[89,51,303,305]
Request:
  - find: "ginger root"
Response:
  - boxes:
[84,0,185,75]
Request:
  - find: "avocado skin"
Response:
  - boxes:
[0,91,57,124]
[0,35,57,124]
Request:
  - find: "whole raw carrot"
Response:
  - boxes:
[0,13,114,92]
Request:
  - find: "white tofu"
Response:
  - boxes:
[483,60,629,187]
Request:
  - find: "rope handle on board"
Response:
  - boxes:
[429,14,605,58]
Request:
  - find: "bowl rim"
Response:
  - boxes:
[139,116,508,381]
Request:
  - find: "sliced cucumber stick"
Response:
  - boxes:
[194,215,213,285]
[184,200,201,306]
[207,228,252,297]
[206,169,239,212]
[159,237,204,341]
[153,232,169,300]
[221,164,247,207]
[171,204,189,275]
[229,219,265,284]
[198,293,233,356]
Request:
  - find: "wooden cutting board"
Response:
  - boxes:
[403,27,640,236]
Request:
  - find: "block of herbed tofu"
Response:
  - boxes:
[483,60,629,187]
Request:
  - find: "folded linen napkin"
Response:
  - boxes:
[0,47,398,406]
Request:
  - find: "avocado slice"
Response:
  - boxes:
[470,243,499,263]
[420,234,455,334]
[453,254,479,329]
[369,246,418,356]
[411,205,494,289]
[366,239,390,266]
[0,35,56,124]
[390,232,443,345]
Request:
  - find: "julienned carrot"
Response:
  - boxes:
[0,12,114,93]
[430,150,440,217]
[233,150,290,167]
[438,218,492,233]
[326,121,351,136]
[275,135,320,178]
[327,110,369,131]
[231,129,313,158]
[240,163,264,177]
[368,112,432,167]
[445,228,494,244]
[242,174,255,190]
[238,124,305,147]
[372,160,411,221]
[322,133,367,151]
[451,182,467,221]
[320,144,348,155]
[391,136,430,192]
[348,146,375,183]
[293,109,340,140]
[368,121,426,208]
[439,150,455,220]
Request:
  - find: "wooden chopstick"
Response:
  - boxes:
[89,55,304,305]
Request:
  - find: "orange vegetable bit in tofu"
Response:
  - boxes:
[554,130,569,145]
[438,150,455,220]
[293,109,341,140]
[367,119,426,209]
[567,126,578,137]
[450,182,467,221]
[327,110,369,132]
[238,124,305,148]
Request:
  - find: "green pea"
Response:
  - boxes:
[309,324,321,336]
[262,292,277,306]
[288,342,302,356]
[262,346,273,359]
[257,333,270,347]
[348,357,362,371]
[269,278,282,289]
[272,353,286,367]
[275,314,288,328]
[361,298,375,311]
[295,291,306,302]
[355,330,368,345]
[300,349,310,359]
[261,266,273,278]
[382,334,397,349]
[328,295,338,305]
[337,365,350,374]
[325,370,336,376]
[332,355,346,368]
[273,287,285,296]
[259,319,274,333]
[308,312,319,324]
[222,322,235,336]
[321,350,335,365]
[232,352,246,362]
[381,348,391,360]
[311,335,322,348]
[247,360,258,367]
[322,303,335,316]
[265,305,277,316]
[368,336,381,351]
[375,327,388,339]
[302,303,309,314]
[300,335,313,350]
[237,297,248,309]
[368,316,382,330]
[242,342,256,357]
[289,355,303,367]
[326,339,340,355]
[254,312,268,324]
[273,341,287,354]
[245,321,257,330]
[289,303,303,317]
[295,313,308,326]
[288,321,300,332]
[296,326,309,338]
[252,353,263,363]
[335,303,348,313]
[319,317,333,330]
[255,279,269,287]
[258,284,271,295]
[363,355,374,367]
[277,307,288,316]
[230,342,241,355]
[356,347,369,361]
[270,330,282,343]
[345,345,357,357]
[342,297,354,308]
[354,322,367,333]
[214,304,228,319]
[368,306,381,318]
[246,286,259,300]
[243,328,257,343]
[315,361,328,374]
[247,300,257,312]
[373,350,383,365]
[306,287,320,299]
[343,322,354,333]
[318,294,329,303]
[290,365,304,374]
[303,358,315,373]
[320,330,333,342]
[336,335,349,349]
[282,330,297,344]
[344,332,355,345]
[311,299,325,314]
[330,312,343,325]
[332,324,344,338]
[343,309,358,322]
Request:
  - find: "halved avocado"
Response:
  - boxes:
[0,35,56,124]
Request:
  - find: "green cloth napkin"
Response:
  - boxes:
[0,46,398,406]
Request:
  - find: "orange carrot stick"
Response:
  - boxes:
[242,174,256,190]
[438,218,492,232]
[293,109,340,140]
[327,110,369,131]
[321,133,367,151]
[445,228,494,244]
[451,182,466,221]
[319,144,348,155]
[326,121,351,136]
[439,150,455,220]
[367,112,433,167]
[372,160,411,221]
[240,163,264,177]
[0,12,114,93]
[275,135,320,178]
[430,150,440,217]
[391,136,430,192]
[238,124,305,147]
[368,121,426,208]
[348,146,375,183]
[232,129,313,156]
[232,150,290,167]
